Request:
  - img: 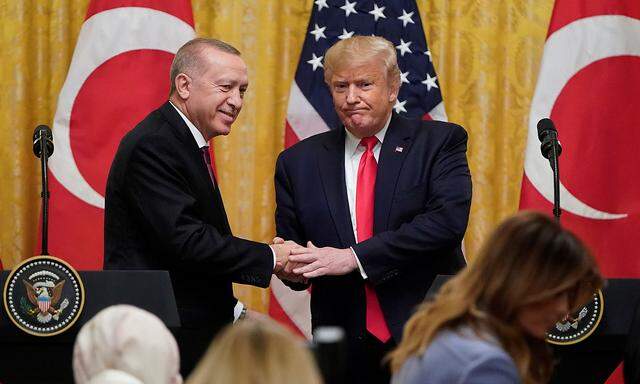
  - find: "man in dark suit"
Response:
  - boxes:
[275,36,472,383]
[104,38,296,374]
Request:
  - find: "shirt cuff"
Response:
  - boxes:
[350,247,368,280]
[269,245,277,270]
[233,300,244,323]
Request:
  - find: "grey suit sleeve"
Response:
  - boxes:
[459,355,521,384]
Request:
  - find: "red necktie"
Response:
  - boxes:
[200,146,217,188]
[356,136,391,343]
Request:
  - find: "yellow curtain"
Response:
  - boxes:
[421,0,554,257]
[0,0,554,313]
[0,1,89,268]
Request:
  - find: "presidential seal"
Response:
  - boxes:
[3,256,85,337]
[546,290,604,345]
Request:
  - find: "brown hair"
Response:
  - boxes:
[186,318,323,384]
[323,35,401,86]
[169,38,241,96]
[389,211,603,384]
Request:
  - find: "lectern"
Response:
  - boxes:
[0,270,180,383]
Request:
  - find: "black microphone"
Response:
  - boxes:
[33,125,54,159]
[537,118,562,221]
[33,125,53,254]
[537,118,562,160]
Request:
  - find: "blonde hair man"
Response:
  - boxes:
[275,36,472,384]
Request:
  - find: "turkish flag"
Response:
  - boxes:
[520,1,640,382]
[46,0,195,269]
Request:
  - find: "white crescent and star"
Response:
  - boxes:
[49,7,195,209]
[525,15,640,220]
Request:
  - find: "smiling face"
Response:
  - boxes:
[175,47,248,140]
[328,59,398,138]
[516,291,570,339]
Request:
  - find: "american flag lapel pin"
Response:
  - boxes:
[395,146,404,153]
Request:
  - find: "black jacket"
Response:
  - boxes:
[104,101,273,331]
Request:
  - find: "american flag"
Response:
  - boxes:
[270,0,447,338]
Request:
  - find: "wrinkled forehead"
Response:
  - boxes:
[332,52,386,71]
[200,47,249,81]
[329,60,387,82]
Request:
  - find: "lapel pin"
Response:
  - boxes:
[395,146,404,153]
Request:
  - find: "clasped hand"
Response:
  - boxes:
[270,237,358,282]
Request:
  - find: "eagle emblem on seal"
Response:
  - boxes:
[21,271,69,324]
[555,306,588,332]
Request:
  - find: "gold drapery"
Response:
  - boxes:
[0,0,553,313]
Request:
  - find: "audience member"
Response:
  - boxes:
[187,318,322,384]
[389,211,603,384]
[73,305,182,384]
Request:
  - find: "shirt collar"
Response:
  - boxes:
[169,101,208,149]
[344,113,392,156]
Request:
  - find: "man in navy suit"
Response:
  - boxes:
[275,36,472,383]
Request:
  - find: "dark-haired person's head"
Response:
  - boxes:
[390,211,603,384]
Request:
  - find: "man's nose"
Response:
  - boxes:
[346,85,359,104]
[227,89,242,109]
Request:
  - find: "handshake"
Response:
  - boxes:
[269,237,359,283]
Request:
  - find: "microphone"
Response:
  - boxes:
[32,125,53,254]
[33,125,54,159]
[537,118,562,160]
[537,118,562,221]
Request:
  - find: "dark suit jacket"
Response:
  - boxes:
[275,114,472,342]
[104,101,273,331]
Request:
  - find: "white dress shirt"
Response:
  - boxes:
[344,115,391,279]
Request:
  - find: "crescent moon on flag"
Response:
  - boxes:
[49,7,195,209]
[525,15,640,220]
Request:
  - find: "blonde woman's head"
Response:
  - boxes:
[187,318,323,384]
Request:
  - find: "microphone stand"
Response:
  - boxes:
[550,142,561,222]
[38,131,50,255]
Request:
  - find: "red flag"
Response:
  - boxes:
[520,1,640,382]
[46,0,195,269]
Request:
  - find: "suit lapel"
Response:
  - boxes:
[317,129,357,247]
[374,114,414,233]
[159,101,232,234]
[159,102,215,193]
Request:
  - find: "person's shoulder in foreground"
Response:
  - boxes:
[392,326,520,384]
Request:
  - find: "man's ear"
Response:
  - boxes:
[387,73,401,103]
[388,82,399,103]
[175,73,191,99]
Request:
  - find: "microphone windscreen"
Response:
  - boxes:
[537,118,556,141]
[33,125,53,158]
